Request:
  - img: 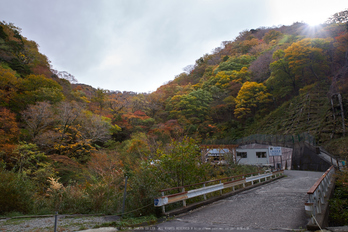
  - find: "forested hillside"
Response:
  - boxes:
[0,9,348,217]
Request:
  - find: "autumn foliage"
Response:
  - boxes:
[1,10,348,216]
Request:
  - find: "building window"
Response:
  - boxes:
[237,152,247,158]
[256,152,267,158]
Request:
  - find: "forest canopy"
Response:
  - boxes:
[0,9,348,217]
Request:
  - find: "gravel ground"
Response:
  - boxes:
[0,215,120,232]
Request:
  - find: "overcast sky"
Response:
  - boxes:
[1,0,347,92]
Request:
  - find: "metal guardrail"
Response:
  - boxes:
[154,170,284,213]
[304,165,335,225]
[318,147,343,169]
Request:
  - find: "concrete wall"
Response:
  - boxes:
[291,142,331,171]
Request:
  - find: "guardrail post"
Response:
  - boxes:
[242,176,245,188]
[161,192,165,213]
[54,212,58,232]
[232,178,235,191]
[251,174,254,185]
[182,187,186,207]
[317,192,322,214]
[203,183,207,200]
[219,180,222,195]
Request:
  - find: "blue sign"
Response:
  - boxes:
[154,199,159,206]
[269,146,282,156]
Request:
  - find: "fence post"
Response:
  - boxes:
[122,176,128,217]
[182,187,186,207]
[54,212,58,232]
[258,173,261,183]
[219,180,222,195]
[161,192,165,214]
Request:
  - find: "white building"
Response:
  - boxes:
[202,143,292,169]
[237,144,292,169]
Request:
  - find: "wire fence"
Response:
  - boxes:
[203,133,316,147]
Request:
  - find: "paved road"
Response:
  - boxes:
[136,170,324,232]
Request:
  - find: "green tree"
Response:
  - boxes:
[215,55,256,73]
[167,89,212,124]
[154,137,208,187]
[13,74,64,111]
[267,49,297,99]
[0,169,35,214]
[12,142,54,186]
[91,88,109,114]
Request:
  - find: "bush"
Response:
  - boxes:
[329,168,348,226]
[0,169,35,215]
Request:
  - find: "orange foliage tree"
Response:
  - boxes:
[0,107,20,165]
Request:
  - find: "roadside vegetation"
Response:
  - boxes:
[329,167,348,226]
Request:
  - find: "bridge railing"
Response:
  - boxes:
[318,147,343,169]
[154,170,284,214]
[305,165,335,226]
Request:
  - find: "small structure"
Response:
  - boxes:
[200,145,238,164]
[201,143,292,169]
[236,147,269,166]
[237,144,292,169]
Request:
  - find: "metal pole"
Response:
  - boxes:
[218,180,222,195]
[54,212,58,232]
[122,176,128,217]
[182,188,186,207]
[161,192,165,214]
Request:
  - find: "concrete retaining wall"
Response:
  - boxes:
[292,142,331,172]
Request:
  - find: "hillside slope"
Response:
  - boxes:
[246,82,343,144]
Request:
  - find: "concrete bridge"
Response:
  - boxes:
[145,170,327,232]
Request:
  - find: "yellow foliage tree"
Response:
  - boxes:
[234,81,272,118]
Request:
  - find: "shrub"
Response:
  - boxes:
[329,168,348,226]
[0,169,35,215]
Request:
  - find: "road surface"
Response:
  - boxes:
[137,170,324,232]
